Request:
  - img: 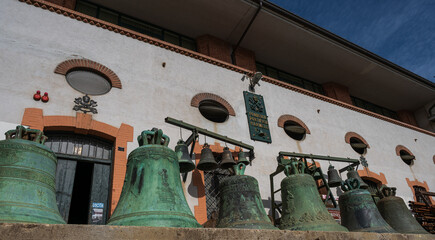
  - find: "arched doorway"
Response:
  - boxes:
[45,132,113,224]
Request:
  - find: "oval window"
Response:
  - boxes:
[399,150,415,165]
[349,137,367,155]
[198,100,229,123]
[66,70,112,95]
[283,121,306,141]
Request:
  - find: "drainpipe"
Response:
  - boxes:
[231,0,263,64]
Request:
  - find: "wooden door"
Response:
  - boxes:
[88,163,111,224]
[55,158,77,221]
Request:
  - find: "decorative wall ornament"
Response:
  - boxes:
[360,156,368,168]
[243,91,271,143]
[73,95,98,114]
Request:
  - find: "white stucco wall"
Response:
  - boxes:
[1,0,434,216]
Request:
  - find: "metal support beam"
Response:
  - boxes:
[165,117,255,160]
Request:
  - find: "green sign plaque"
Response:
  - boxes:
[243,91,271,143]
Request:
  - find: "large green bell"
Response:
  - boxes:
[216,163,277,229]
[0,126,65,224]
[339,178,396,233]
[107,128,201,227]
[279,161,348,231]
[376,186,428,234]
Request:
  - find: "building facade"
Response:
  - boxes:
[1,0,434,225]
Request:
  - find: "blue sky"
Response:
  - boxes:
[270,0,435,83]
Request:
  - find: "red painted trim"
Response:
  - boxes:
[54,59,122,89]
[191,93,236,116]
[277,115,311,134]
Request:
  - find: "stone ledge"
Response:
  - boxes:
[0,223,432,240]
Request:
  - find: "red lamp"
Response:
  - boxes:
[41,92,49,103]
[33,90,41,101]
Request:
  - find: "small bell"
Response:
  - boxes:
[327,165,342,188]
[175,140,195,173]
[220,147,236,169]
[237,150,250,165]
[196,143,218,171]
[346,167,368,189]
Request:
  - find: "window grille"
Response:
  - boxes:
[364,179,381,204]
[44,133,113,162]
[204,168,231,220]
[413,186,430,204]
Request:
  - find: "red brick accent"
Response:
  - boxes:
[322,82,352,105]
[20,0,435,138]
[277,115,310,134]
[191,93,236,116]
[191,141,240,224]
[395,145,413,157]
[21,108,44,131]
[233,47,256,72]
[44,0,75,9]
[196,35,232,64]
[358,167,387,185]
[54,59,122,89]
[21,108,133,215]
[344,132,370,148]
[406,178,434,204]
[397,110,418,127]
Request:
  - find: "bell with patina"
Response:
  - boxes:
[196,143,218,171]
[175,140,195,173]
[216,162,277,229]
[327,165,342,188]
[279,161,348,231]
[0,126,65,224]
[220,147,236,169]
[107,128,201,227]
[339,178,395,233]
[346,167,368,189]
[376,185,428,234]
[237,150,250,165]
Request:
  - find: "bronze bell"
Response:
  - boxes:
[237,150,250,165]
[220,147,236,169]
[339,178,396,233]
[175,140,195,173]
[346,167,368,189]
[0,126,65,224]
[279,161,348,232]
[377,186,429,234]
[107,129,201,227]
[216,163,277,229]
[196,143,218,171]
[327,165,342,188]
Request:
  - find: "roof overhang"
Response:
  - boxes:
[89,0,435,111]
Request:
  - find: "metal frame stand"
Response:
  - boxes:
[270,152,360,225]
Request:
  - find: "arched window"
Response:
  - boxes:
[345,132,369,155]
[277,115,310,141]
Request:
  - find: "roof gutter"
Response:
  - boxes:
[231,0,263,65]
[256,0,435,90]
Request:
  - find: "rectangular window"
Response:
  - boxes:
[351,96,398,120]
[75,1,97,17]
[75,0,196,50]
[98,9,118,24]
[256,62,324,95]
